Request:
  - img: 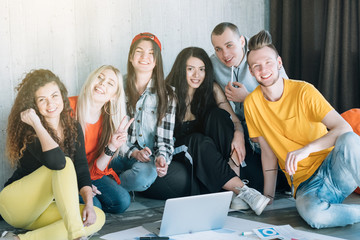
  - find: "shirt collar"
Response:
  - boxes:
[141,79,155,96]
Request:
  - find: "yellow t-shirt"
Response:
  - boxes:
[244,79,333,192]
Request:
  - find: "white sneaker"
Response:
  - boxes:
[235,185,270,215]
[231,193,250,210]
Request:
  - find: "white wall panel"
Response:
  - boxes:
[0,0,267,188]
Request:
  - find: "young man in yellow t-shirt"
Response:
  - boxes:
[244,30,360,229]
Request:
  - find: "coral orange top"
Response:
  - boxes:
[69,96,120,184]
[341,108,360,194]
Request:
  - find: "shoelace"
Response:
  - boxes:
[237,187,260,203]
[233,179,249,196]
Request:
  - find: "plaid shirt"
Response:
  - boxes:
[126,80,176,164]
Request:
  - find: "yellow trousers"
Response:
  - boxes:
[0,157,105,240]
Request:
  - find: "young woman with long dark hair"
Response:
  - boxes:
[144,47,270,216]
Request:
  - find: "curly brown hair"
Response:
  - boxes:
[6,69,78,166]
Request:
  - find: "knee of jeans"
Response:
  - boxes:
[132,166,157,191]
[296,196,330,229]
[108,194,131,214]
[335,132,360,162]
[138,173,157,191]
[336,131,359,148]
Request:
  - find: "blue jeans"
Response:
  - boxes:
[296,132,360,228]
[110,155,157,192]
[80,175,130,214]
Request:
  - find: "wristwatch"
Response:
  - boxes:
[104,145,116,156]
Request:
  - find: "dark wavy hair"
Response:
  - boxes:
[166,47,217,125]
[6,69,78,166]
[126,38,174,125]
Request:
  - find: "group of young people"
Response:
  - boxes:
[0,22,359,240]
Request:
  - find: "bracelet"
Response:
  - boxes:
[266,195,274,199]
[104,145,116,156]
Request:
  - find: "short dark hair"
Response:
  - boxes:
[247,30,279,57]
[211,22,240,37]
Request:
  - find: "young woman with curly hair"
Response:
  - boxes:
[0,69,105,240]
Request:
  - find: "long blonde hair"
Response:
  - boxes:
[76,65,127,162]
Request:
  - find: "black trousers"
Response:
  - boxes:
[143,108,287,200]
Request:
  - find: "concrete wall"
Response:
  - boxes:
[0,0,267,188]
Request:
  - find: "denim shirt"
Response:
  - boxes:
[126,79,176,164]
[134,88,157,150]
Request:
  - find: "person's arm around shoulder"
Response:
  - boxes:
[213,83,246,163]
[285,109,352,175]
[257,136,278,204]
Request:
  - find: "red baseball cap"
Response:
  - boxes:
[131,32,161,51]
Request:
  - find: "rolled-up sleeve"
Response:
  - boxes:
[154,97,176,164]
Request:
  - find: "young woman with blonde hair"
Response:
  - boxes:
[69,65,133,214]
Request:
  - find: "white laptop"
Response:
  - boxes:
[143,191,232,237]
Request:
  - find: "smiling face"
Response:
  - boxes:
[35,81,64,122]
[91,68,119,104]
[130,39,156,74]
[248,46,282,87]
[211,27,246,68]
[186,56,206,94]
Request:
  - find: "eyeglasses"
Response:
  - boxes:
[265,168,294,197]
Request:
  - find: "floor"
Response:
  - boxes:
[1,193,359,240]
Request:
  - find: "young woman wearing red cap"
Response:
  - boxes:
[110,33,176,193]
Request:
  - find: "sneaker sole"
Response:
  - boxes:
[230,203,250,211]
[253,197,270,215]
